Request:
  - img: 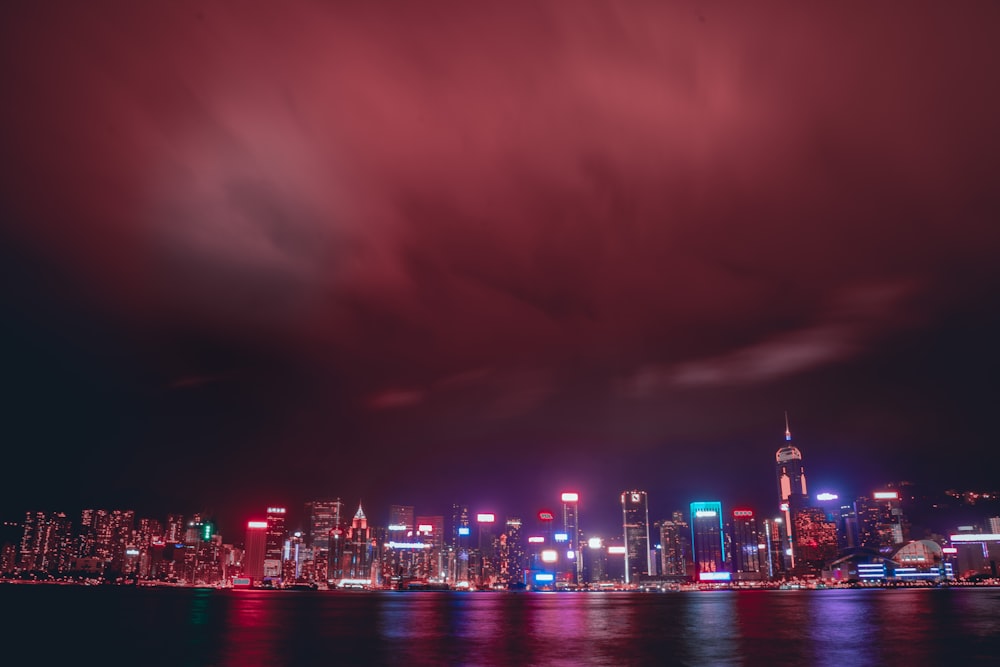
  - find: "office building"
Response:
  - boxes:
[775,414,807,566]
[621,490,652,584]
[691,501,727,580]
[730,509,762,580]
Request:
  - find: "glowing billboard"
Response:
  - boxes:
[554,533,568,542]
[699,572,732,581]
[537,510,555,522]
[607,546,627,555]
[528,536,545,544]
[458,527,471,536]
[247,521,268,529]
[477,513,496,523]
[534,573,554,582]
[588,537,602,549]
[541,549,558,563]
[815,493,839,501]
[873,491,899,500]
[561,492,579,503]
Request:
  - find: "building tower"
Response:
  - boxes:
[244,521,268,581]
[776,413,807,566]
[561,493,583,584]
[690,501,727,581]
[621,490,652,584]
[730,509,762,580]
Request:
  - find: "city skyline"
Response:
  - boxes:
[3,3,1000,536]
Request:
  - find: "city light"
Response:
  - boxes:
[949,533,1000,542]
[942,547,958,554]
[541,549,558,563]
[387,542,432,550]
[561,492,579,502]
[534,573,554,583]
[554,533,568,542]
[699,572,732,581]
[537,510,555,522]
[608,546,627,555]
[873,491,899,500]
[266,507,286,514]
[476,513,496,523]
[816,493,839,501]
[588,537,602,549]
[247,521,268,529]
[417,524,433,533]
[388,524,408,531]
[695,510,717,517]
[732,510,753,517]
[528,536,545,544]
[458,527,471,536]
[566,550,575,559]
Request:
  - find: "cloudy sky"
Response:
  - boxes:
[2,1,999,535]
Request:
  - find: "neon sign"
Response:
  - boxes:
[476,513,496,523]
[561,492,579,502]
[247,521,268,529]
[537,510,555,522]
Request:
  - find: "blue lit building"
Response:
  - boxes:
[690,501,728,581]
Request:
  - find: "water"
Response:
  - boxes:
[3,586,999,666]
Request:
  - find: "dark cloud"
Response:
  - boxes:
[2,1,999,534]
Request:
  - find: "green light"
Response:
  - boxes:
[203,524,212,540]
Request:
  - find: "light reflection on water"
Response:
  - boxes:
[3,586,1000,666]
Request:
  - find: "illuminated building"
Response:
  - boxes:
[340,503,375,583]
[855,491,908,553]
[165,514,186,544]
[792,507,839,572]
[306,499,342,552]
[415,515,445,579]
[690,502,727,581]
[244,521,267,581]
[730,509,762,580]
[475,513,499,586]
[389,505,415,535]
[265,507,287,563]
[775,414,807,566]
[499,517,525,585]
[19,511,72,574]
[658,512,690,579]
[449,504,471,586]
[587,537,608,582]
[948,529,1000,578]
[761,517,786,578]
[621,490,652,584]
[561,493,583,584]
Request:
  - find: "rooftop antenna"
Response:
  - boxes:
[784,411,792,441]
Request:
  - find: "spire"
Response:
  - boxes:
[784,411,792,441]
[354,502,366,520]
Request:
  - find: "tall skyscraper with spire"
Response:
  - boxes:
[775,413,808,567]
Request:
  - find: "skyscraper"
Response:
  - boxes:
[265,507,287,563]
[776,414,807,566]
[730,509,762,580]
[244,521,267,581]
[855,491,908,553]
[690,501,727,580]
[659,511,690,579]
[621,490,651,584]
[561,492,582,584]
[793,507,839,571]
[306,499,342,552]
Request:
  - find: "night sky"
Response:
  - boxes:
[2,2,999,537]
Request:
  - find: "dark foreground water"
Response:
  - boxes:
[3,586,1000,666]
